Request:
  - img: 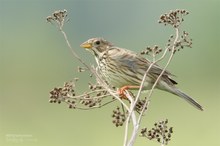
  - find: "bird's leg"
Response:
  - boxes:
[118,85,140,99]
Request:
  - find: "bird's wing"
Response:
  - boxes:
[136,55,178,85]
[108,47,177,85]
[130,50,174,76]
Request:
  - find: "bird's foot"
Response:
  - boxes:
[118,85,140,100]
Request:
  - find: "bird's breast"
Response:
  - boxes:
[96,57,154,89]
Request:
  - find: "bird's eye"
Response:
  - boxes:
[95,41,100,45]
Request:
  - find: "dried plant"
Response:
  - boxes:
[140,119,173,146]
[47,9,198,146]
[112,106,126,127]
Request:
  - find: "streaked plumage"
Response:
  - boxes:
[80,38,203,111]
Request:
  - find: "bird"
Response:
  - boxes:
[80,37,203,111]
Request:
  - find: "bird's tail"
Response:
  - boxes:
[170,88,204,111]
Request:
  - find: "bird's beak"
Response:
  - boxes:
[80,42,92,49]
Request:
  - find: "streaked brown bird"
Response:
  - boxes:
[80,38,203,111]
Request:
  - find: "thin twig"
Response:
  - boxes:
[65,98,117,110]
[123,91,138,146]
[67,89,110,99]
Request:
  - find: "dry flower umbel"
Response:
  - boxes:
[141,9,192,56]
[112,106,126,127]
[49,80,115,110]
[140,119,173,145]
[140,45,163,56]
[46,9,68,29]
[158,9,189,28]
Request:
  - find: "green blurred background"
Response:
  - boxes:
[0,0,219,146]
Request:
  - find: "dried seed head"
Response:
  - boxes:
[140,119,173,145]
[111,106,126,127]
[159,9,189,28]
[46,9,68,29]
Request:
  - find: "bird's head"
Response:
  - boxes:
[80,38,113,57]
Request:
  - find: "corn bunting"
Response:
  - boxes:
[80,38,203,111]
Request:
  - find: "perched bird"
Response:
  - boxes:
[80,38,203,111]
